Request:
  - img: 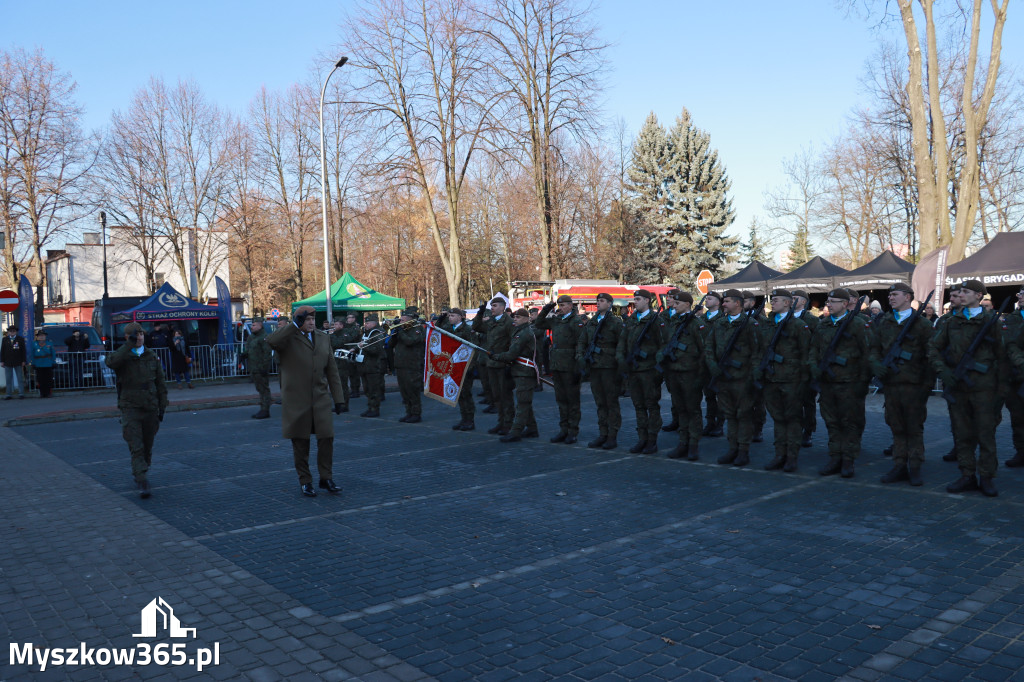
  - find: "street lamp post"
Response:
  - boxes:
[318,56,348,325]
[99,211,109,300]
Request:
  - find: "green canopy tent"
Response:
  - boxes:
[292,273,406,313]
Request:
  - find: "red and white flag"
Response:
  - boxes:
[423,324,475,406]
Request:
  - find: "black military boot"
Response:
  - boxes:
[251,409,270,419]
[801,431,813,448]
[487,425,503,434]
[946,474,979,494]
[879,464,909,484]
[764,453,786,471]
[708,421,724,438]
[751,429,764,443]
[588,435,607,449]
[550,431,568,443]
[907,466,923,487]
[1005,451,1024,468]
[667,441,688,459]
[942,448,958,462]
[819,456,842,476]
[500,431,522,443]
[687,442,700,461]
[841,458,856,478]
[732,447,750,467]
[883,444,893,457]
[718,448,738,465]
[629,440,647,454]
[662,420,679,432]
[564,433,578,445]
[602,434,618,450]
[783,454,798,473]
[137,479,151,499]
[979,476,998,497]
[642,439,658,455]
[406,415,421,423]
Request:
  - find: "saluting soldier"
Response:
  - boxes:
[446,308,479,431]
[929,279,1007,497]
[809,288,871,478]
[743,291,768,443]
[394,306,426,423]
[616,290,665,454]
[756,289,811,473]
[243,317,274,419]
[699,291,725,437]
[493,308,539,442]
[356,314,386,418]
[106,322,169,499]
[529,307,548,391]
[576,292,624,450]
[473,297,515,435]
[791,290,819,447]
[1004,285,1024,468]
[536,295,586,444]
[705,289,761,467]
[657,290,708,461]
[871,282,936,487]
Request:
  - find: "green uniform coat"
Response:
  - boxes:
[267,324,345,439]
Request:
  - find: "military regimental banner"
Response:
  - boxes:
[423,323,475,406]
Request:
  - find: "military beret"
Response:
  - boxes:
[596,292,614,303]
[674,291,694,304]
[770,289,792,298]
[827,289,852,301]
[704,290,723,302]
[888,282,913,295]
[790,289,809,300]
[741,290,757,300]
[490,297,507,307]
[402,306,419,317]
[634,289,654,300]
[556,294,573,304]
[513,308,530,318]
[365,313,379,322]
[449,307,466,317]
[843,288,859,299]
[35,328,47,337]
[124,322,144,335]
[666,288,683,299]
[723,289,744,300]
[960,279,987,295]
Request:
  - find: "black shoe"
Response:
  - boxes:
[301,483,317,497]
[522,429,540,438]
[534,384,543,392]
[550,432,568,443]
[487,425,503,434]
[947,474,979,494]
[251,409,270,419]
[588,435,608,449]
[801,433,813,448]
[602,437,618,450]
[629,441,647,454]
[751,430,764,443]
[336,405,349,413]
[360,409,379,418]
[642,440,658,455]
[667,443,687,459]
[661,421,679,433]
[137,479,151,499]
[883,444,893,457]
[908,467,923,487]
[942,450,958,462]
[979,476,998,497]
[453,421,467,430]
[819,458,842,476]
[398,415,411,423]
[564,434,577,445]
[783,456,798,473]
[319,479,341,493]
[500,433,522,443]
[841,459,855,478]
[764,455,785,471]
[718,449,738,465]
[482,405,498,414]
[733,449,750,467]
[406,415,421,423]
[880,465,909,484]
[1005,452,1024,468]
[497,429,510,436]
[687,444,700,461]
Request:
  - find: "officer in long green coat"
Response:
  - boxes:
[493,308,539,442]
[657,290,707,461]
[1002,285,1024,468]
[929,279,1007,497]
[356,314,386,417]
[576,292,624,450]
[242,318,274,419]
[394,307,426,423]
[870,282,936,487]
[791,290,819,447]
[446,308,479,431]
[755,289,810,473]
[616,289,664,454]
[473,297,515,435]
[705,289,761,467]
[106,322,169,498]
[809,288,871,479]
[536,295,586,444]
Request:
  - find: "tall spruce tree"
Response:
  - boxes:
[740,217,770,265]
[623,112,670,283]
[788,226,814,268]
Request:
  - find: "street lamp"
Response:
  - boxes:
[318,56,348,324]
[99,211,109,300]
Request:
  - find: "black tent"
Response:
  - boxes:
[767,256,849,293]
[944,232,1024,289]
[716,261,784,295]
[836,250,915,290]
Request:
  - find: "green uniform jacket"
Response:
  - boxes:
[809,313,871,384]
[658,312,708,373]
[493,324,537,378]
[331,324,362,356]
[616,310,664,372]
[358,327,385,364]
[756,313,810,384]
[536,308,586,372]
[1005,309,1024,384]
[472,311,513,368]
[393,322,426,370]
[868,310,935,386]
[794,309,819,334]
[576,311,624,371]
[705,312,762,380]
[105,343,169,412]
[928,309,1007,393]
[243,328,273,373]
[267,323,345,439]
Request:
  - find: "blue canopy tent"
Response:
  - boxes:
[111,283,220,323]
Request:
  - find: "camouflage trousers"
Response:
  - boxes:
[588,368,621,438]
[121,408,160,482]
[252,371,272,411]
[764,381,804,460]
[882,383,930,469]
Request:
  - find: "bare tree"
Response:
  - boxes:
[764,146,828,264]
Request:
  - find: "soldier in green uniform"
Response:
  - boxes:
[576,292,624,450]
[357,314,386,417]
[446,308,479,431]
[871,282,936,486]
[494,308,539,442]
[242,317,274,418]
[473,297,515,435]
[756,289,811,473]
[529,307,547,392]
[929,279,1007,497]
[536,295,586,443]
[616,290,664,454]
[332,316,362,410]
[809,288,871,478]
[658,293,682,434]
[1004,286,1024,468]
[705,289,761,466]
[700,291,725,437]
[394,307,426,423]
[106,322,169,498]
[329,319,350,411]
[743,291,768,443]
[658,290,707,460]
[344,313,362,398]
[791,290,819,447]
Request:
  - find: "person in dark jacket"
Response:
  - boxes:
[169,329,193,388]
[394,307,426,422]
[2,325,28,399]
[64,329,91,387]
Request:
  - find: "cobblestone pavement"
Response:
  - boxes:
[4,385,1024,680]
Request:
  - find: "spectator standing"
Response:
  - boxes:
[31,329,56,397]
[1,325,28,399]
[64,329,90,387]
[169,329,193,388]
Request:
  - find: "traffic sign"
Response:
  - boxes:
[0,289,18,313]
[269,308,281,318]
[696,270,714,295]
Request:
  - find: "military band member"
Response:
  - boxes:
[756,289,810,473]
[344,313,362,398]
[331,316,361,410]
[658,290,707,460]
[357,314,386,418]
[446,308,479,431]
[617,290,665,454]
[791,289,819,447]
[929,279,1006,497]
[705,289,761,466]
[243,317,274,418]
[536,295,586,444]
[810,288,871,478]
[394,307,426,423]
[576,292,624,450]
[699,291,725,437]
[1004,286,1024,468]
[473,297,515,435]
[493,308,539,442]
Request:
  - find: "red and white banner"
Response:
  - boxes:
[423,324,475,406]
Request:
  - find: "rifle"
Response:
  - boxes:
[753,310,793,390]
[626,308,660,370]
[871,289,934,390]
[941,295,1012,403]
[654,295,709,374]
[580,313,608,377]
[810,295,868,392]
[706,309,754,393]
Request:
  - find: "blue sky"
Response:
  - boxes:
[2,0,1020,250]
